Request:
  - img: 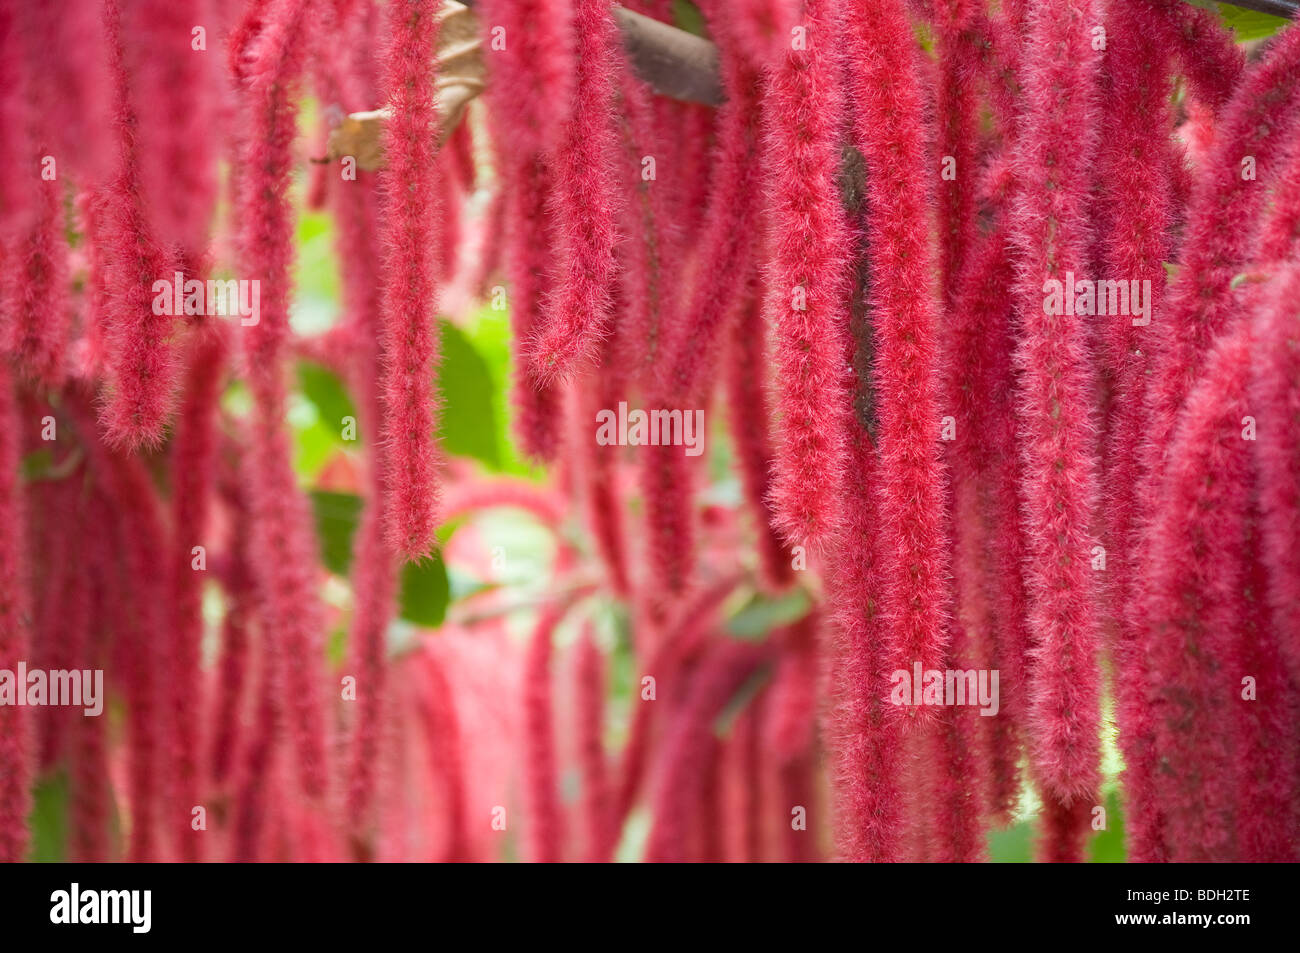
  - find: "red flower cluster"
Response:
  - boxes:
[0,0,1296,864]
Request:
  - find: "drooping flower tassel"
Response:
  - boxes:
[1007,0,1103,813]
[0,365,32,862]
[100,0,178,449]
[167,325,227,862]
[526,0,622,384]
[234,0,330,800]
[843,0,949,694]
[825,434,904,862]
[1145,313,1257,861]
[761,0,856,551]
[1096,0,1177,863]
[378,0,443,560]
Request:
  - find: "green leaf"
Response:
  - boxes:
[310,490,364,575]
[1216,3,1290,42]
[672,0,707,37]
[437,318,500,468]
[27,771,70,863]
[725,588,812,641]
[398,552,450,627]
[20,448,53,481]
[297,361,357,438]
[988,819,1033,863]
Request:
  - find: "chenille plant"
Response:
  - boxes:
[0,0,1296,865]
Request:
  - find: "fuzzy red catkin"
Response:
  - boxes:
[497,148,563,461]
[209,461,255,791]
[935,0,979,302]
[983,304,1030,824]
[612,68,675,390]
[1037,794,1093,863]
[100,0,178,449]
[527,0,622,384]
[75,189,112,377]
[654,14,763,403]
[1145,313,1257,861]
[131,0,218,259]
[1150,0,1243,113]
[1007,0,1103,808]
[167,327,227,862]
[344,495,400,858]
[76,407,171,863]
[1096,0,1176,863]
[377,0,443,560]
[1242,265,1300,859]
[929,484,991,863]
[826,434,903,862]
[8,179,70,388]
[639,15,765,596]
[761,0,855,551]
[644,637,768,863]
[337,154,403,850]
[477,0,573,156]
[842,0,949,695]
[235,0,330,800]
[0,366,32,863]
[14,0,112,186]
[523,603,566,863]
[71,498,115,862]
[1145,24,1300,477]
[1253,267,1300,689]
[70,512,113,863]
[573,626,614,862]
[1256,117,1300,264]
[1234,493,1299,862]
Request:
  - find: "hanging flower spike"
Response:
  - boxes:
[99,0,179,449]
[1247,264,1300,852]
[761,0,856,550]
[842,0,949,696]
[167,326,228,862]
[234,0,331,801]
[377,0,443,561]
[527,0,622,385]
[825,432,905,862]
[1008,0,1103,810]
[1096,0,1177,863]
[0,367,32,863]
[1145,310,1257,861]
[1145,24,1300,480]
